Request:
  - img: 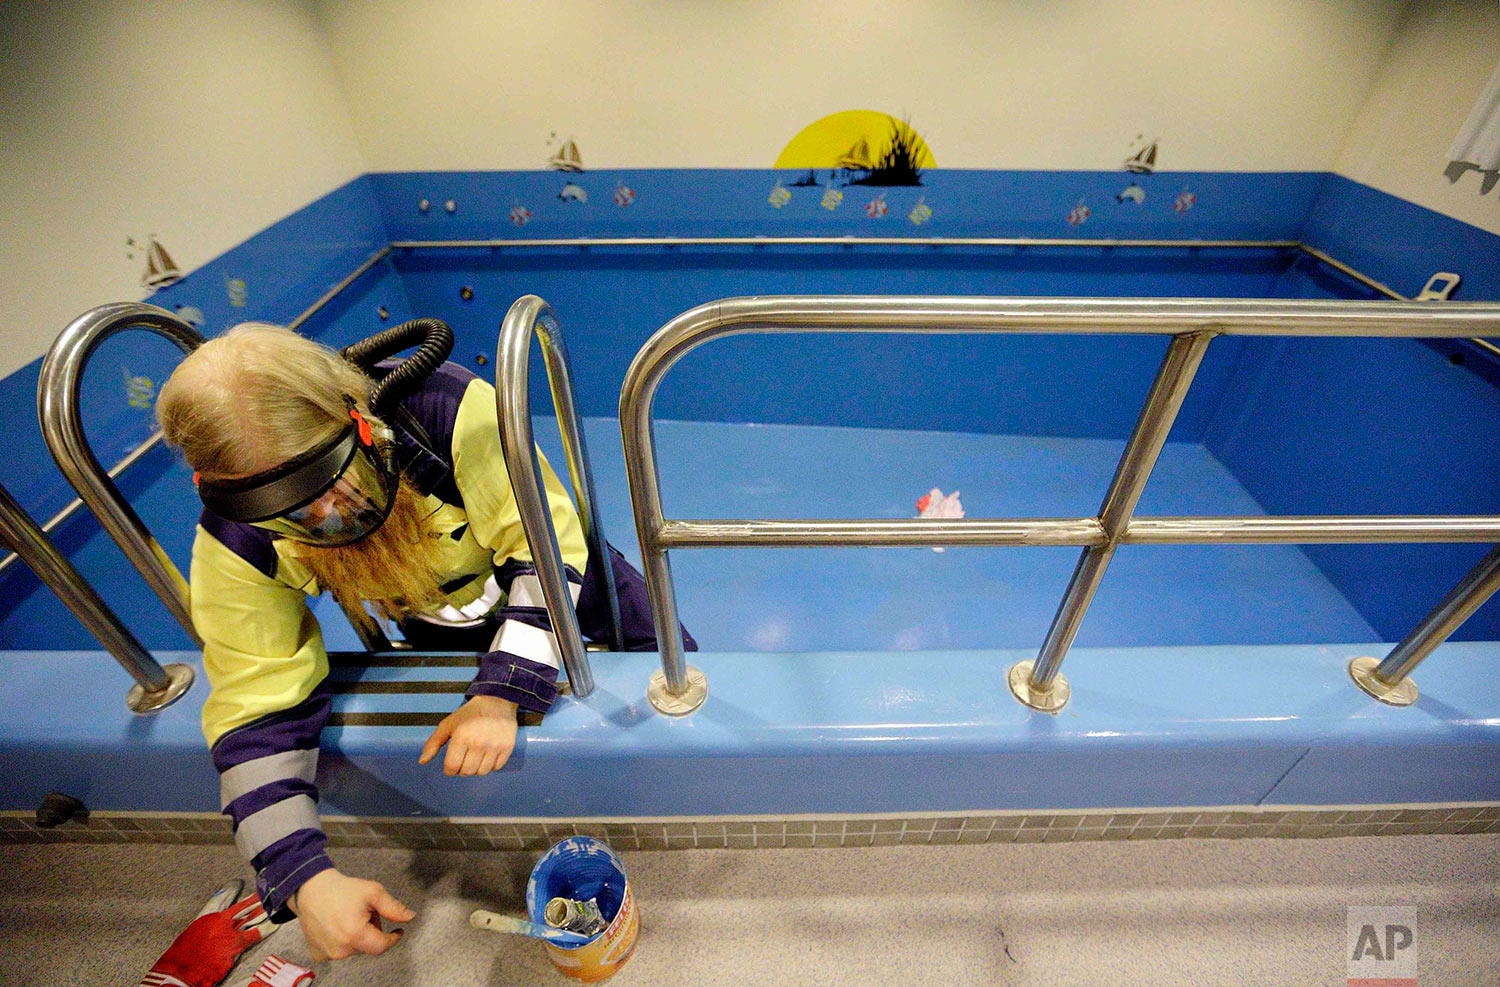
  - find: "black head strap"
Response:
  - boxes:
[198,426,358,523]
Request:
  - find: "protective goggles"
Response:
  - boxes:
[195,410,398,546]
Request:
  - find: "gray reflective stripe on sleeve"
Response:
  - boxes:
[234,794,321,861]
[491,619,563,669]
[424,571,504,626]
[219,748,319,810]
[506,574,581,609]
[491,575,584,667]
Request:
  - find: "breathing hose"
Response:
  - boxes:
[340,318,455,418]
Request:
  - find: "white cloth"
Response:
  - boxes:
[1449,60,1500,173]
[249,955,314,987]
[414,572,505,628]
[488,576,584,669]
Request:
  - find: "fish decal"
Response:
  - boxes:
[122,367,155,410]
[768,183,792,208]
[908,197,932,226]
[613,183,635,207]
[1173,188,1197,213]
[820,187,844,210]
[510,205,532,227]
[866,194,888,218]
[1066,199,1091,226]
[173,305,205,330]
[225,277,248,308]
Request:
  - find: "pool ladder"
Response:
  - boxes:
[20,296,621,711]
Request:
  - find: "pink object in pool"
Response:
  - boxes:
[916,488,964,552]
[916,488,964,519]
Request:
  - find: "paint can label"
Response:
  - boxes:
[529,838,640,982]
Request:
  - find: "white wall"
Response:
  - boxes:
[13,0,1494,385]
[1335,0,1500,236]
[315,0,1404,173]
[0,0,366,377]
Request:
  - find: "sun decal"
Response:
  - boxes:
[775,111,934,186]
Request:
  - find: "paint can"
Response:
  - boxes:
[527,837,639,982]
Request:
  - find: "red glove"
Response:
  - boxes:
[248,955,314,987]
[140,880,277,987]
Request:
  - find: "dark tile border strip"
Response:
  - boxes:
[327,709,545,727]
[328,681,470,695]
[329,652,476,668]
[3,805,1497,849]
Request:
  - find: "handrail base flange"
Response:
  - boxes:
[126,662,195,715]
[1348,655,1418,707]
[647,666,708,716]
[1008,660,1071,713]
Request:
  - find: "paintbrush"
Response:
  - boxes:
[469,908,593,946]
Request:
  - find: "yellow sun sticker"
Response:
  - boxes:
[776,111,934,184]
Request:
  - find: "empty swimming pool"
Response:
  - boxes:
[2,240,1498,829]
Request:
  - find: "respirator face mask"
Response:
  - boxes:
[196,409,397,547]
[191,317,456,547]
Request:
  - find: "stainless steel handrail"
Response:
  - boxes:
[37,302,394,653]
[496,296,625,698]
[1297,244,1500,359]
[1025,331,1214,710]
[393,236,1302,250]
[658,515,1500,547]
[391,237,1499,356]
[39,303,205,643]
[619,295,1500,716]
[0,478,193,712]
[15,236,1492,577]
[0,245,392,577]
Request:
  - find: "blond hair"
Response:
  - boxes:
[157,322,377,477]
[159,322,449,618]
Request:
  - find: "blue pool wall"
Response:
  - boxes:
[1,168,1498,649]
[6,643,1499,818]
[1208,175,1500,641]
[2,168,1500,818]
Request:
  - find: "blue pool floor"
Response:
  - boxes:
[0,417,1377,652]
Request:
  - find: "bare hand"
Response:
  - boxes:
[419,695,519,776]
[291,869,414,962]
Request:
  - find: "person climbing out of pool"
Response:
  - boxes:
[155,319,695,963]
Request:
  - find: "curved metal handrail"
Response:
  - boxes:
[619,295,1500,716]
[496,295,624,699]
[0,247,393,578]
[0,478,193,712]
[38,302,393,654]
[39,303,206,643]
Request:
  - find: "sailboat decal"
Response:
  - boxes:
[837,137,876,172]
[1124,139,1158,175]
[142,236,181,289]
[549,138,584,172]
